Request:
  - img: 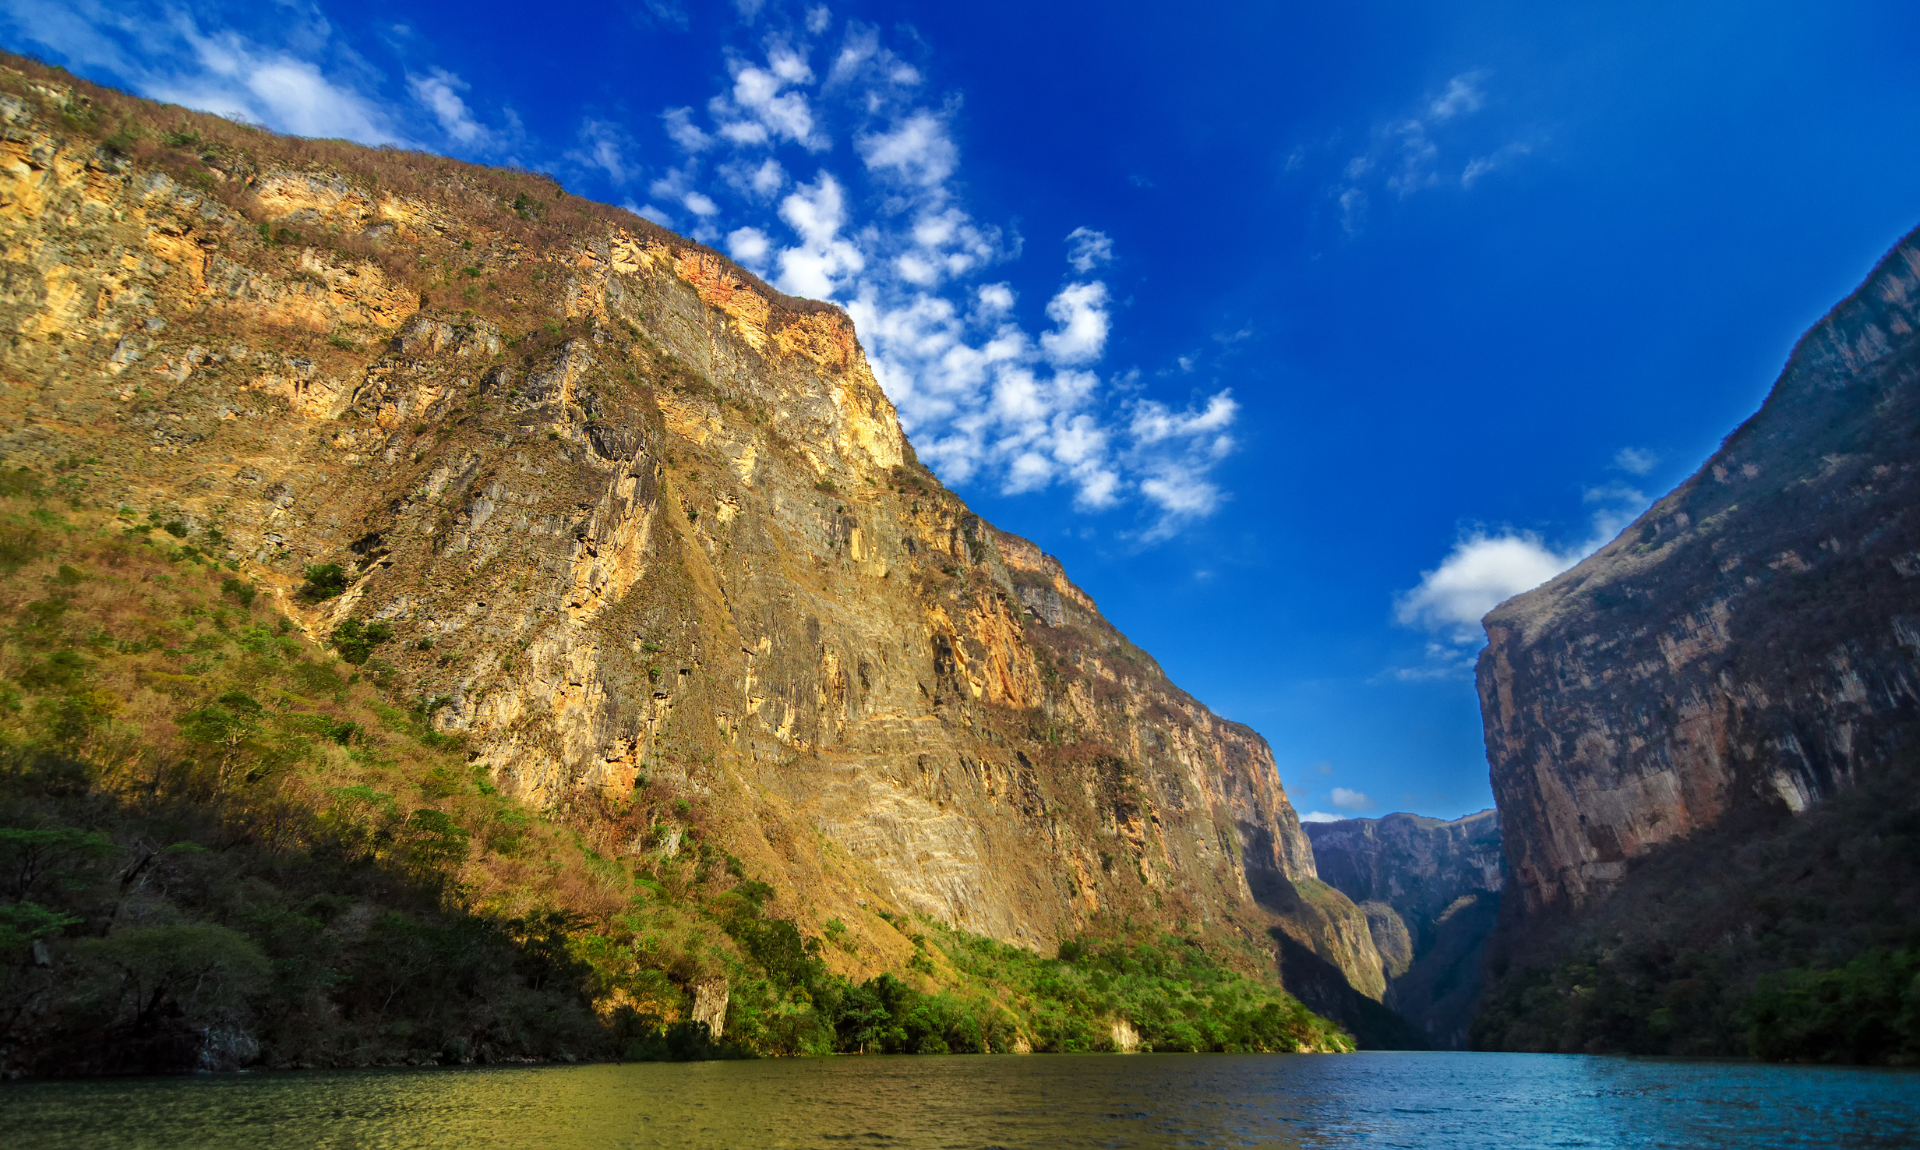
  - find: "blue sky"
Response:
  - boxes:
[10,0,1920,820]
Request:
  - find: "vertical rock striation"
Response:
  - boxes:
[0,63,1385,1002]
[1478,224,1920,916]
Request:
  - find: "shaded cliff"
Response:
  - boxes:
[1473,223,1920,1061]
[1479,223,1920,916]
[1305,811,1503,1048]
[0,58,1384,1022]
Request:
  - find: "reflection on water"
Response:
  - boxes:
[5,1052,1917,1149]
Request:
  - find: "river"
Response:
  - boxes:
[4,1051,1915,1148]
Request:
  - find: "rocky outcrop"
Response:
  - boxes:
[0,62,1383,1001]
[1478,223,1920,916]
[1306,810,1503,1047]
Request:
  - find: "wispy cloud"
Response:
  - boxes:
[1613,446,1659,476]
[0,0,535,155]
[1328,70,1534,234]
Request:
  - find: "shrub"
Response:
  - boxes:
[330,618,393,664]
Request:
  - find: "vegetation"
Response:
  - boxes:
[1474,758,1920,1064]
[0,482,1345,1074]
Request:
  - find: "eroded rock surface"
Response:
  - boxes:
[1478,224,1920,916]
[0,67,1383,998]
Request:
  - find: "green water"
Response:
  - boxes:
[3,1052,1915,1148]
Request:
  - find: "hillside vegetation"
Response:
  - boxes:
[0,474,1349,1073]
[1474,758,1920,1065]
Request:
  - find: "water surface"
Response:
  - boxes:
[5,1052,1916,1148]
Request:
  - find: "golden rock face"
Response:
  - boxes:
[0,66,1385,999]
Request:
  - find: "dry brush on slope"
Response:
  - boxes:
[0,55,1397,1050]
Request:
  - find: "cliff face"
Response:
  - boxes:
[1305,811,1503,1047]
[0,65,1381,995]
[1478,224,1920,916]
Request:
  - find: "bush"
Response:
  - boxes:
[298,563,349,601]
[330,617,393,664]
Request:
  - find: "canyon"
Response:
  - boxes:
[0,57,1394,1040]
[1305,811,1502,1049]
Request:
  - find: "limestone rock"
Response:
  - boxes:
[1478,225,1920,917]
[0,63,1383,1005]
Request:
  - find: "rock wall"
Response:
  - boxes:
[1478,224,1920,916]
[0,65,1383,996]
[1305,810,1503,1047]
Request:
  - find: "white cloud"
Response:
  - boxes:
[4,2,411,146]
[1614,446,1659,475]
[1065,227,1113,273]
[1461,141,1531,188]
[662,106,712,153]
[714,46,826,152]
[1331,69,1531,232]
[774,172,865,298]
[1039,282,1110,366]
[1300,811,1343,824]
[1331,787,1374,812]
[806,5,833,34]
[1396,532,1579,642]
[615,17,1236,540]
[568,120,637,183]
[858,110,957,187]
[1429,72,1486,121]
[629,202,675,228]
[407,68,492,147]
[727,225,772,269]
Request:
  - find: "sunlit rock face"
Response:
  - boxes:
[1478,225,1920,916]
[1305,811,1503,1048]
[0,65,1383,995]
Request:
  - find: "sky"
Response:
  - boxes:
[8,0,1920,821]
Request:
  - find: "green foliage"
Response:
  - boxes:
[0,503,1350,1076]
[220,577,257,607]
[1741,948,1920,1064]
[330,617,393,664]
[1476,760,1920,1064]
[297,563,348,601]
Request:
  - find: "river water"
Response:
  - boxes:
[4,1052,1915,1148]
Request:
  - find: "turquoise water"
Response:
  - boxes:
[3,1052,1916,1148]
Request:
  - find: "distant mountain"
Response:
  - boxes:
[1305,811,1503,1048]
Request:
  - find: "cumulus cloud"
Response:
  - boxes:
[1396,533,1579,643]
[608,18,1237,540]
[1300,811,1343,824]
[1331,787,1373,812]
[727,225,773,268]
[1039,282,1111,366]
[774,172,865,297]
[858,109,957,186]
[1065,227,1113,273]
[712,45,825,151]
[1393,471,1654,669]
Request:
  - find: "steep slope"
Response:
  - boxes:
[1473,223,1920,1061]
[0,60,1383,1011]
[1305,811,1503,1047]
[1479,223,1920,916]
